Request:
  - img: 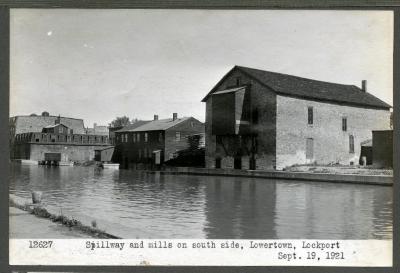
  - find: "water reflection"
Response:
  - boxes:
[203,177,277,238]
[9,163,392,239]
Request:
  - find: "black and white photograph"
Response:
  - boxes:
[8,8,393,266]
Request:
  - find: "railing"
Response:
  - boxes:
[14,132,110,145]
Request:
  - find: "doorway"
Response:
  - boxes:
[234,157,242,169]
[215,158,221,169]
[249,157,256,170]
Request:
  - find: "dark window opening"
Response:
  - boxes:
[308,107,313,125]
[342,117,347,131]
[215,158,221,169]
[349,135,354,153]
[249,157,256,170]
[35,138,39,142]
[306,138,314,159]
[252,108,259,124]
[236,77,241,86]
[234,157,242,169]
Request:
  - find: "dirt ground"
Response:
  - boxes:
[284,165,393,176]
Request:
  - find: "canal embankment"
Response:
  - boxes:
[9,207,97,239]
[150,167,393,186]
[9,194,122,239]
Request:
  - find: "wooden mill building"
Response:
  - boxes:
[202,66,391,170]
[114,114,204,169]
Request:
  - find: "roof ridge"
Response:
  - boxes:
[12,115,84,121]
[236,65,358,88]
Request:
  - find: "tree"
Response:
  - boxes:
[41,111,49,117]
[110,116,130,128]
[30,113,37,116]
[165,134,205,167]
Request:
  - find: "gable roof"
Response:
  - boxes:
[43,123,68,129]
[130,117,192,132]
[115,120,151,133]
[116,117,194,133]
[202,65,391,109]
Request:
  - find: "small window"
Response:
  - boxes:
[35,138,39,142]
[349,135,354,153]
[216,135,222,145]
[252,108,259,124]
[308,107,313,125]
[215,158,221,169]
[306,138,314,159]
[137,133,140,142]
[144,132,148,142]
[59,127,63,133]
[159,132,163,142]
[175,132,181,142]
[342,117,347,131]
[236,76,241,86]
[133,133,136,143]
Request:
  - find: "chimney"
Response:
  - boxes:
[362,80,367,92]
[55,115,60,124]
[154,115,159,121]
[173,113,178,121]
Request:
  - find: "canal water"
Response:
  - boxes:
[9,163,392,239]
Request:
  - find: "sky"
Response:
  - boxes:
[10,9,393,127]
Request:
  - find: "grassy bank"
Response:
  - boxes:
[9,198,120,239]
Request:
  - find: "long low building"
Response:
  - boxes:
[11,118,110,163]
[202,65,391,170]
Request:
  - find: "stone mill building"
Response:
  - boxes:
[202,65,391,170]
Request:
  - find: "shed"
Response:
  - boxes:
[359,139,372,165]
[94,146,115,162]
[372,130,393,168]
[42,123,71,135]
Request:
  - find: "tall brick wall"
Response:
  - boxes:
[275,95,391,170]
[205,69,277,170]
